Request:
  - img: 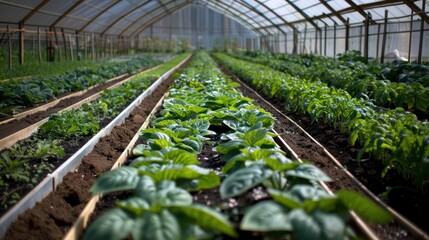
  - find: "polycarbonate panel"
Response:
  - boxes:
[0,0,426,35]
[341,12,363,23]
[41,0,76,14]
[27,12,59,26]
[204,1,268,35]
[122,1,182,36]
[0,4,29,23]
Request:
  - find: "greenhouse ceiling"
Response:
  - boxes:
[0,0,428,36]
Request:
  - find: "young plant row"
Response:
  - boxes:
[233,50,429,113]
[0,53,188,213]
[214,52,429,190]
[0,54,164,117]
[85,51,391,240]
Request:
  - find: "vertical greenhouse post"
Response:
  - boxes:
[69,33,74,61]
[303,24,307,53]
[408,9,414,62]
[83,32,87,61]
[76,30,80,61]
[54,28,61,62]
[345,18,350,51]
[91,33,95,60]
[333,24,337,59]
[376,23,381,60]
[37,27,42,65]
[18,22,24,65]
[381,10,388,63]
[417,0,426,64]
[62,28,68,60]
[364,12,370,60]
[7,25,12,69]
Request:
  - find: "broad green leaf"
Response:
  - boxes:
[149,139,173,150]
[132,144,151,156]
[244,128,267,146]
[134,176,157,199]
[170,204,237,237]
[131,156,164,167]
[267,188,302,209]
[190,172,220,190]
[151,132,171,141]
[240,201,292,231]
[83,208,134,240]
[337,190,393,223]
[285,185,331,202]
[163,98,187,107]
[117,197,150,216]
[164,149,199,165]
[290,209,347,240]
[180,139,202,153]
[285,164,332,182]
[156,185,193,207]
[215,140,245,154]
[223,120,239,130]
[265,159,299,171]
[191,120,210,131]
[153,120,178,128]
[220,164,273,199]
[91,167,139,195]
[132,210,181,240]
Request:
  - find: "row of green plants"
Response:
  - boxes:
[213,53,429,191]
[0,53,189,213]
[233,50,429,113]
[85,51,391,240]
[0,54,165,117]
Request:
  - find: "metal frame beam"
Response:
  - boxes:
[290,0,401,26]
[100,0,152,35]
[132,1,191,37]
[118,0,176,36]
[50,0,84,28]
[344,0,376,24]
[319,0,347,24]
[237,1,287,34]
[78,0,122,34]
[403,0,429,24]
[208,1,268,36]
[285,0,321,31]
[255,0,297,31]
[208,1,276,35]
[20,0,50,24]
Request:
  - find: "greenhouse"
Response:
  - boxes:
[0,0,428,239]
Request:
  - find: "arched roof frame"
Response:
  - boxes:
[2,0,428,36]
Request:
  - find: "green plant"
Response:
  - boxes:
[85,177,236,240]
[214,52,429,189]
[241,185,392,240]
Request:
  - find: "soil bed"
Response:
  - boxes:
[3,73,178,240]
[217,63,422,239]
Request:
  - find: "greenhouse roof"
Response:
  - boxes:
[0,0,428,36]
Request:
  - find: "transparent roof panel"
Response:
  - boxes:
[0,0,427,35]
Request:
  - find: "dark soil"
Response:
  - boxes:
[0,71,137,139]
[218,64,424,239]
[3,73,178,240]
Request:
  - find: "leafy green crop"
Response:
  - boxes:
[0,53,190,213]
[233,50,429,113]
[85,177,236,240]
[85,51,392,239]
[214,52,429,189]
[0,54,163,117]
[241,185,392,240]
